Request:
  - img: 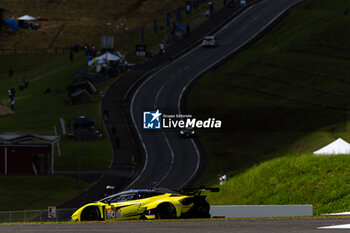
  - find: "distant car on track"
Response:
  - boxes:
[71,187,219,222]
[202,36,217,47]
[179,127,195,138]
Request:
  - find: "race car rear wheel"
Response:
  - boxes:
[194,200,210,218]
[80,206,101,221]
[156,203,176,219]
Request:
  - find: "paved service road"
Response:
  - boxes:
[2,217,350,233]
[128,0,303,190]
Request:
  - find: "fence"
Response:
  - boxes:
[0,47,72,55]
[0,208,77,223]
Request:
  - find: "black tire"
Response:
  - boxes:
[184,199,210,218]
[194,200,210,218]
[156,203,176,219]
[80,206,101,221]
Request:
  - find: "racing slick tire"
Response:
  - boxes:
[183,199,210,218]
[193,200,210,218]
[80,206,102,221]
[156,203,176,219]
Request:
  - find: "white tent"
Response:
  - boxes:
[313,138,350,155]
[18,15,36,21]
[95,52,121,64]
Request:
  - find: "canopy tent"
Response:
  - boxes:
[68,78,97,95]
[70,89,95,105]
[17,15,39,29]
[18,15,36,21]
[73,117,94,129]
[95,52,121,64]
[313,138,350,155]
[72,117,100,140]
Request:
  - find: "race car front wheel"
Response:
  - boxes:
[156,203,176,219]
[80,206,101,221]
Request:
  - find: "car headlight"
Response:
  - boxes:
[180,131,184,134]
[191,131,195,134]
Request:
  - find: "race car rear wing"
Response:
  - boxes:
[180,187,220,194]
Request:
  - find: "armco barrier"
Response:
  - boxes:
[210,205,313,218]
[0,208,77,223]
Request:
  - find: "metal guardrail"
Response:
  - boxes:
[210,205,313,218]
[0,208,77,223]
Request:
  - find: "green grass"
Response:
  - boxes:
[207,154,350,215]
[0,0,227,211]
[0,53,111,209]
[0,53,112,171]
[0,176,88,211]
[188,0,350,185]
[0,0,222,60]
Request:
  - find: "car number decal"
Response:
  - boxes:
[106,207,116,219]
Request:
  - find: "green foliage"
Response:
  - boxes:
[0,0,225,211]
[0,53,112,171]
[0,176,88,211]
[190,0,350,214]
[208,154,350,215]
[0,0,220,59]
[189,0,350,185]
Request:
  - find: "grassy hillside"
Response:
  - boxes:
[188,0,350,185]
[0,0,225,211]
[0,53,112,170]
[0,176,88,211]
[207,154,350,215]
[0,0,215,57]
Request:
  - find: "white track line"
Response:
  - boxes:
[318,224,350,229]
[177,0,304,188]
[127,0,303,190]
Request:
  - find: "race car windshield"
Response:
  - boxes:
[99,191,165,203]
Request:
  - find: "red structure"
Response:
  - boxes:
[0,134,60,175]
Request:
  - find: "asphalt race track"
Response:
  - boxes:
[128,0,303,190]
[2,217,350,233]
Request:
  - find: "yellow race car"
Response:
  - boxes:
[71,187,218,221]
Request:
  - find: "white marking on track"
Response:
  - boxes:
[318,223,350,229]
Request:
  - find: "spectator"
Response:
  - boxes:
[218,171,227,185]
[205,8,210,17]
[159,43,165,54]
[208,1,213,14]
[8,89,13,100]
[186,24,190,36]
[22,77,29,88]
[9,68,13,78]
[69,52,74,62]
[100,91,105,97]
[8,88,15,99]
[84,45,90,55]
[10,99,15,110]
[103,109,109,121]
